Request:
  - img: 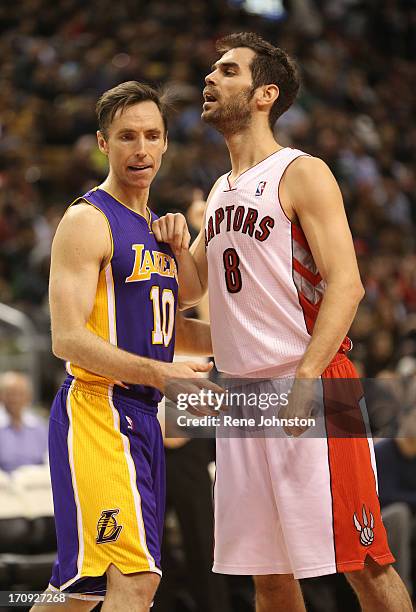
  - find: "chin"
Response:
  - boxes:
[125,174,154,190]
[201,109,217,124]
[134,180,152,190]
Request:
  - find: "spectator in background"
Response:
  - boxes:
[0,371,48,473]
[375,408,416,596]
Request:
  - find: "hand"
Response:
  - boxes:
[152,212,191,257]
[158,361,224,416]
[278,378,321,437]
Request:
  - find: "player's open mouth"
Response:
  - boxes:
[127,165,152,172]
[203,89,218,104]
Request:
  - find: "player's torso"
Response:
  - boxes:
[205,147,315,377]
[67,187,178,404]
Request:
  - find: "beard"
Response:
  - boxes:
[202,86,254,135]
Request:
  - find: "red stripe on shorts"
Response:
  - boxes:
[322,355,395,573]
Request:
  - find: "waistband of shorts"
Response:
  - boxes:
[221,352,349,380]
[329,352,349,367]
[63,375,159,415]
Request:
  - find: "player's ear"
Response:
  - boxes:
[162,132,168,154]
[257,84,279,110]
[97,130,109,156]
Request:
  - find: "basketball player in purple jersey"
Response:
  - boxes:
[153,34,412,612]
[32,82,214,612]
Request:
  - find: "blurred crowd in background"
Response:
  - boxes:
[2,0,416,405]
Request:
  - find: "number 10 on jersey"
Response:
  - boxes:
[150,286,175,346]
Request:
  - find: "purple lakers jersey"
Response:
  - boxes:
[65,187,178,405]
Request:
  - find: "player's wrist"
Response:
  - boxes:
[140,358,167,392]
[295,364,321,379]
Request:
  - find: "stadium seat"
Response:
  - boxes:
[0,469,29,554]
[0,466,56,591]
[12,465,54,519]
[11,465,56,554]
[0,552,56,591]
[0,470,24,519]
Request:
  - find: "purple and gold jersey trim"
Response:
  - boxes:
[64,187,178,404]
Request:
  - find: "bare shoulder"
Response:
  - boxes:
[63,202,110,229]
[53,202,111,265]
[282,155,343,219]
[285,155,335,185]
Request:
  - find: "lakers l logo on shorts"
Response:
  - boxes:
[96,509,123,544]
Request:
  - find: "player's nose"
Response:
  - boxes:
[205,72,216,85]
[134,136,147,157]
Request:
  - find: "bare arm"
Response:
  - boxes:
[174,311,213,356]
[281,156,364,378]
[50,204,212,392]
[188,178,224,293]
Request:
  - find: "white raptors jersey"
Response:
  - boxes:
[205,147,351,378]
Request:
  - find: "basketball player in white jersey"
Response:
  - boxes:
[152,33,412,612]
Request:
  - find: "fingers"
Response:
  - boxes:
[283,424,309,437]
[165,377,222,417]
[166,214,176,249]
[187,361,214,372]
[171,214,188,253]
[188,403,220,417]
[151,213,190,255]
[151,215,170,243]
[181,226,191,251]
[152,219,162,242]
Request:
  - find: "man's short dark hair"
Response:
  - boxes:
[216,32,300,129]
[96,81,168,138]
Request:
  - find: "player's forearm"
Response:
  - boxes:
[175,317,213,356]
[176,250,205,308]
[296,280,364,378]
[52,327,166,390]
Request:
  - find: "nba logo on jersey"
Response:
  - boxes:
[255,181,267,196]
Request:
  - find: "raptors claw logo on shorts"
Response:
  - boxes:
[353,505,374,546]
[96,509,123,544]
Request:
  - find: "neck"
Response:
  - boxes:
[224,120,283,180]
[100,173,149,216]
[9,414,23,430]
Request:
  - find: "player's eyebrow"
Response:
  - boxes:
[211,61,240,72]
[116,127,162,135]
